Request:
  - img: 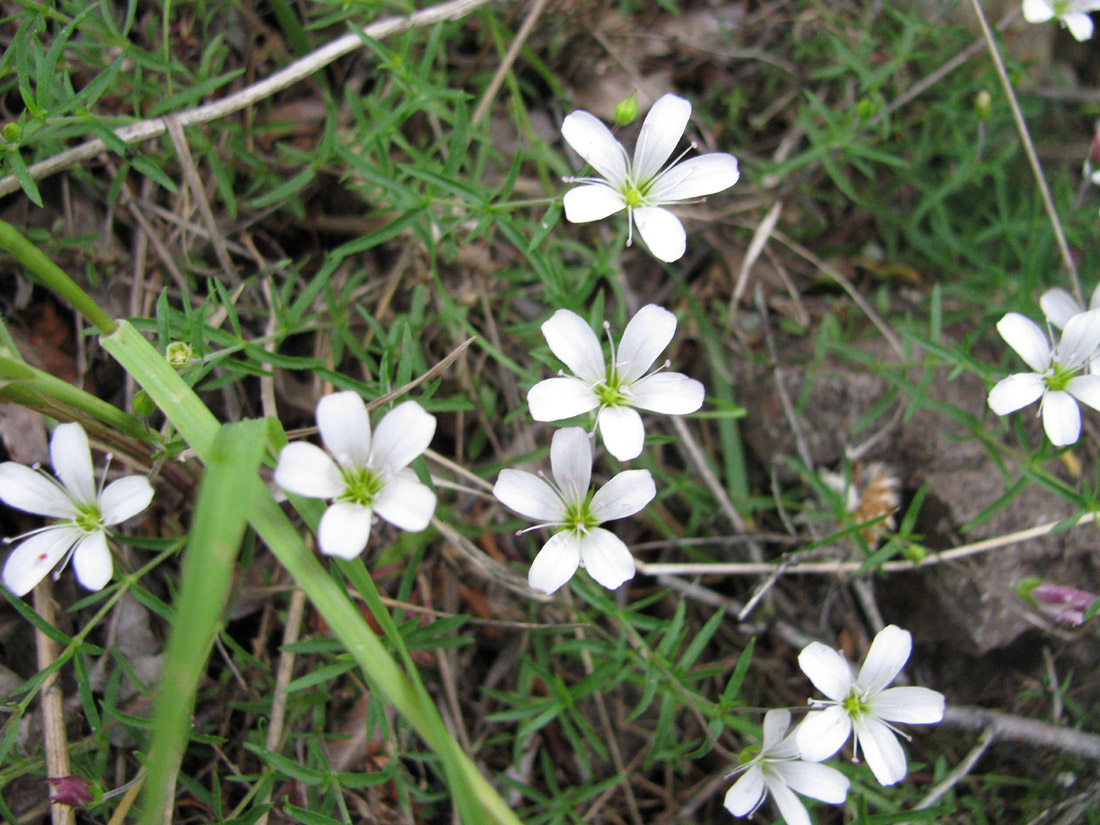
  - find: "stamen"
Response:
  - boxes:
[626,206,634,247]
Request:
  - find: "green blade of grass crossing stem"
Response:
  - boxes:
[141,419,267,824]
[100,320,522,825]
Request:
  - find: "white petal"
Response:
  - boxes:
[528,530,580,594]
[647,153,740,202]
[723,765,765,816]
[51,423,96,505]
[370,401,436,472]
[1,527,78,597]
[541,309,607,383]
[561,110,630,185]
[633,206,687,263]
[99,476,154,525]
[1064,10,1095,39]
[274,442,345,499]
[996,313,1051,372]
[317,502,372,559]
[794,706,851,762]
[988,373,1046,415]
[767,779,812,825]
[632,93,692,182]
[616,305,677,383]
[871,686,945,724]
[590,469,655,522]
[855,717,908,786]
[1068,374,1100,410]
[1042,391,1082,446]
[761,708,792,751]
[774,760,850,803]
[1040,287,1082,329]
[550,427,592,503]
[798,642,854,702]
[493,469,565,522]
[563,184,626,223]
[597,405,646,461]
[317,391,372,468]
[857,624,910,694]
[578,527,635,590]
[1057,307,1100,367]
[72,530,113,591]
[527,377,600,421]
[1022,0,1055,22]
[629,372,705,414]
[0,462,76,518]
[373,471,436,532]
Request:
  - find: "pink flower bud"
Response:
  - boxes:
[46,775,95,807]
[1025,582,1098,626]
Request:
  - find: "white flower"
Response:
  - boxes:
[274,392,437,559]
[527,305,705,461]
[795,625,945,787]
[987,310,1100,446]
[561,93,740,262]
[724,709,850,825]
[1022,0,1100,40]
[492,427,655,594]
[0,423,154,596]
[1041,286,1100,375]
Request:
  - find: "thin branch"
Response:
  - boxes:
[942,705,1100,761]
[34,580,74,825]
[472,0,552,127]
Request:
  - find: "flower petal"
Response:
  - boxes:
[1040,287,1082,329]
[996,313,1051,373]
[51,423,96,505]
[1057,307,1100,368]
[374,470,436,532]
[317,391,372,468]
[857,624,910,694]
[597,405,646,461]
[540,309,606,383]
[0,462,76,518]
[493,469,565,522]
[550,427,592,503]
[798,642,854,702]
[855,716,908,786]
[648,153,740,202]
[1064,10,1095,40]
[1,527,78,597]
[774,760,851,804]
[590,469,655,522]
[1068,374,1100,410]
[527,377,600,422]
[72,530,113,591]
[274,442,345,499]
[561,110,630,185]
[767,779,812,825]
[987,373,1045,415]
[317,502,372,559]
[528,530,580,594]
[563,184,626,223]
[794,706,851,762]
[616,304,677,384]
[632,93,692,182]
[1022,0,1055,22]
[723,765,765,816]
[761,708,792,751]
[629,372,705,414]
[99,476,154,526]
[578,527,636,590]
[633,206,686,263]
[370,401,436,472]
[1042,390,1082,446]
[871,686,945,724]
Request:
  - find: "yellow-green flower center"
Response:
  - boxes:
[842,689,869,718]
[1045,361,1076,393]
[73,504,104,535]
[339,466,385,507]
[624,186,645,208]
[562,493,598,535]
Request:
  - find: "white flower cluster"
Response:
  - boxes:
[988,285,1100,446]
[726,626,945,824]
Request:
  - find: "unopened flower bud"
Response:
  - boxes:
[613,92,639,127]
[132,389,156,417]
[1,122,21,144]
[974,90,993,122]
[1018,579,1098,626]
[47,776,100,808]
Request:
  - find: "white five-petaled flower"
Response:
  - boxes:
[1041,285,1100,374]
[795,625,945,787]
[561,93,740,262]
[492,427,656,594]
[987,309,1100,446]
[724,709,850,825]
[527,305,705,461]
[1022,0,1100,40]
[274,392,437,560]
[0,422,154,597]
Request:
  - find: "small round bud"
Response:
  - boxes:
[165,341,194,369]
[613,92,639,127]
[856,98,876,121]
[132,389,156,417]
[974,90,993,123]
[1,122,21,144]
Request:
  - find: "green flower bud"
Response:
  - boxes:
[165,341,194,369]
[1,122,21,144]
[132,389,156,417]
[613,92,639,127]
[974,90,993,123]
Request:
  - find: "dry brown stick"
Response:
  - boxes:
[34,579,74,825]
[0,0,490,199]
[471,0,552,127]
[942,705,1100,761]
